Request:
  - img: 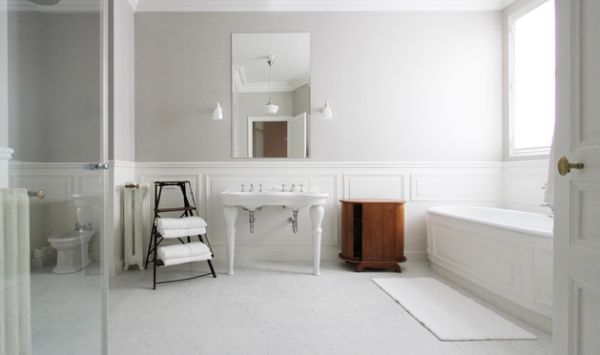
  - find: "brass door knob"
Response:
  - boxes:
[557,156,584,176]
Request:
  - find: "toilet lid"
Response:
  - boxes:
[48,230,94,243]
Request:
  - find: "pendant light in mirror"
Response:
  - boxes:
[264,53,279,114]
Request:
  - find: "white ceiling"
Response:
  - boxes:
[133,0,516,12]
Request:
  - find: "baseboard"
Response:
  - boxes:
[405,250,427,261]
[431,264,552,333]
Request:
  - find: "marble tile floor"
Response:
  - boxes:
[31,263,103,355]
[109,261,551,355]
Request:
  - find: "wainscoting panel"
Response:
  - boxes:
[343,174,406,200]
[8,160,504,272]
[411,171,499,202]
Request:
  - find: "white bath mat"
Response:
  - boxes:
[372,277,537,341]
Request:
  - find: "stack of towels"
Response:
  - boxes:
[156,216,207,239]
[156,217,212,266]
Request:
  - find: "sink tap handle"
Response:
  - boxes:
[281,184,285,192]
[241,184,245,192]
[299,184,305,192]
[291,184,296,192]
[250,184,254,192]
[259,184,263,192]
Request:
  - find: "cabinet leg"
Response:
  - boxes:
[355,263,365,272]
[393,263,402,273]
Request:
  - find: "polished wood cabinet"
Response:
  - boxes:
[339,199,406,272]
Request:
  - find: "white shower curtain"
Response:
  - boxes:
[0,188,32,355]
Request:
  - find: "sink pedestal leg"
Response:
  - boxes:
[224,206,238,275]
[310,205,325,276]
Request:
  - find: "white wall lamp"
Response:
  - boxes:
[320,101,333,119]
[212,102,223,120]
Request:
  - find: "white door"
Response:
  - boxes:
[554,0,600,354]
[287,112,307,158]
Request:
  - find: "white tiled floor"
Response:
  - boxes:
[31,264,103,355]
[109,261,551,355]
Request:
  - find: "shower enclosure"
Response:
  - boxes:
[1,0,108,354]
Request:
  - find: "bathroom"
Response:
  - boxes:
[1,0,599,354]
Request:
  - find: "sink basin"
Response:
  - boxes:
[221,190,328,210]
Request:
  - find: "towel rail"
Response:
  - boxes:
[27,190,46,199]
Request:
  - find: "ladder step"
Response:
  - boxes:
[156,207,197,213]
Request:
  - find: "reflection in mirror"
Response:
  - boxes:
[232,33,310,158]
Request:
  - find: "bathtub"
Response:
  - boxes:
[426,206,553,330]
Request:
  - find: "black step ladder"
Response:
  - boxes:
[144,181,216,289]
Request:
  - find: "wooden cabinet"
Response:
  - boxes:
[339,199,406,272]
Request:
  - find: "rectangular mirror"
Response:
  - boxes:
[232,33,310,158]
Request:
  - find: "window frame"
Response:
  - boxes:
[507,0,554,158]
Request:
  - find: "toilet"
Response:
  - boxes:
[48,194,101,274]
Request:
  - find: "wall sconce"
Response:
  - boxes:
[321,101,333,119]
[212,102,223,120]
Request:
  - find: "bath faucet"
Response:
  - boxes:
[75,223,92,231]
[540,203,555,217]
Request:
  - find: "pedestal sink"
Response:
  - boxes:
[221,190,329,275]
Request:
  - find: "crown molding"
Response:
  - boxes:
[127,0,139,11]
[135,0,515,13]
[234,67,309,93]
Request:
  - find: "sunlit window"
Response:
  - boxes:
[509,0,555,157]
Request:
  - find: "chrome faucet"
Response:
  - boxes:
[249,184,254,192]
[290,184,296,192]
[241,184,245,192]
[259,184,263,192]
[281,184,286,192]
[299,184,305,192]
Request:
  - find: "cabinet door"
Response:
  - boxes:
[362,204,397,261]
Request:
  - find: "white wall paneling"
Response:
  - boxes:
[411,171,500,202]
[9,161,505,272]
[110,160,136,274]
[134,161,502,269]
[8,161,105,261]
[0,147,14,188]
[501,159,549,213]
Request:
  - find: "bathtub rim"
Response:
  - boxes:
[427,206,553,239]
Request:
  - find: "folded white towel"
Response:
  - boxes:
[156,217,207,230]
[158,242,211,261]
[160,254,212,266]
[159,227,206,239]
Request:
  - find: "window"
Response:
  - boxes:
[508,0,555,157]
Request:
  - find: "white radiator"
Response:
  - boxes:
[123,183,150,271]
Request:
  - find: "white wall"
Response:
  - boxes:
[111,0,135,162]
[135,12,503,162]
[7,11,101,163]
[109,0,136,274]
